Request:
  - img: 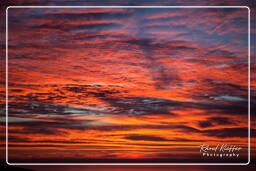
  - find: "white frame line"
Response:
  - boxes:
[5,5,251,166]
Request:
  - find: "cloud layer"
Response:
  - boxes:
[1,7,252,162]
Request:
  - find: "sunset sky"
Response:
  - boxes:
[1,6,254,163]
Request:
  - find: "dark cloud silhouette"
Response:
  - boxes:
[198,121,213,128]
[103,97,179,115]
[206,49,236,58]
[8,102,67,115]
[9,124,67,136]
[125,135,169,141]
[198,117,235,128]
[208,116,235,125]
[48,11,132,21]
[203,127,249,138]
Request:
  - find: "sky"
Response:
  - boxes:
[0,0,255,165]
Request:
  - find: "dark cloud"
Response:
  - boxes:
[208,116,235,125]
[74,23,122,31]
[120,38,192,89]
[7,88,248,118]
[198,117,235,128]
[9,124,67,136]
[62,85,122,99]
[6,135,28,143]
[8,102,67,115]
[33,23,122,32]
[103,97,179,115]
[7,113,249,139]
[124,135,207,142]
[173,125,200,132]
[142,15,185,25]
[74,33,127,41]
[203,127,249,138]
[198,121,213,128]
[8,117,93,135]
[9,89,24,92]
[194,101,248,116]
[48,11,132,21]
[8,136,89,144]
[173,125,249,138]
[125,135,169,141]
[206,49,236,58]
[8,144,67,148]
[203,79,248,95]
